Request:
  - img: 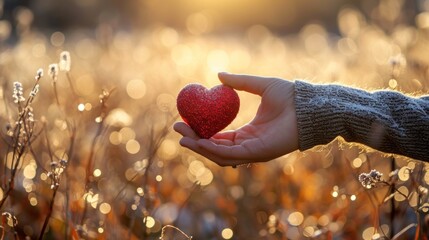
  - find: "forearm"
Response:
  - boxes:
[294,80,429,162]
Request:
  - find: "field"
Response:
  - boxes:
[0,0,429,239]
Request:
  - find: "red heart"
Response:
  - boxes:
[177,83,240,139]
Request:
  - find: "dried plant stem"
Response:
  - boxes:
[0,143,25,209]
[80,120,104,225]
[64,175,71,240]
[0,188,12,210]
[127,214,136,240]
[160,225,192,240]
[39,185,59,240]
[392,223,416,240]
[1,76,42,210]
[80,89,113,226]
[64,128,76,240]
[142,116,175,237]
[66,72,79,101]
[414,216,420,240]
[28,129,46,171]
[410,163,424,240]
[390,157,396,239]
[113,112,177,201]
[141,128,155,237]
[172,182,199,228]
[52,81,60,106]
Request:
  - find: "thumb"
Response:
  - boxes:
[218,72,277,96]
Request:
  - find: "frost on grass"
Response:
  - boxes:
[358,169,383,189]
[12,81,25,104]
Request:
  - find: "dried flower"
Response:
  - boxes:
[13,81,25,103]
[36,68,44,80]
[48,63,59,81]
[60,159,67,166]
[359,169,383,189]
[47,158,67,190]
[388,54,406,68]
[27,110,34,122]
[59,51,71,72]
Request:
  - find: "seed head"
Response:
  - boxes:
[369,169,383,182]
[13,81,25,103]
[388,54,406,68]
[36,68,44,80]
[60,159,67,166]
[59,51,71,72]
[48,63,59,81]
[27,110,34,122]
[359,169,383,189]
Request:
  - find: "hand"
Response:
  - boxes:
[174,72,299,167]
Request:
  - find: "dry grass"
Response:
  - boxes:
[0,1,428,239]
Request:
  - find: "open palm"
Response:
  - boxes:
[174,73,299,167]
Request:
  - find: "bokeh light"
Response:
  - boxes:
[144,216,156,228]
[99,202,112,214]
[23,163,37,179]
[126,139,140,154]
[93,169,102,177]
[50,32,65,47]
[126,79,146,99]
[221,228,233,239]
[288,212,304,226]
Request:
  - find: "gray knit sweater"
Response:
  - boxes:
[294,81,429,162]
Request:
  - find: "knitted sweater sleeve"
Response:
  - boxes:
[294,80,429,162]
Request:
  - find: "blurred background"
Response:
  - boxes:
[1,0,422,32]
[0,0,428,239]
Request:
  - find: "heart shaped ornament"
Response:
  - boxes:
[177,83,240,139]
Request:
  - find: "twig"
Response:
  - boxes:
[159,225,192,240]
[0,226,4,240]
[390,156,396,239]
[64,125,76,240]
[392,223,416,240]
[1,73,43,209]
[66,72,79,101]
[38,185,59,240]
[113,112,177,201]
[52,75,60,106]
[79,118,104,226]
[80,88,114,226]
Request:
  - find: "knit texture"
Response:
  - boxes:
[294,81,429,162]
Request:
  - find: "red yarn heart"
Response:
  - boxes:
[177,83,240,139]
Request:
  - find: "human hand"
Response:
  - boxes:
[174,72,299,167]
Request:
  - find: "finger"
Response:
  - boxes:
[211,131,236,141]
[180,137,222,162]
[218,72,277,96]
[210,138,235,146]
[210,130,240,146]
[173,122,200,140]
[197,138,251,159]
[179,137,241,167]
[179,136,200,150]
